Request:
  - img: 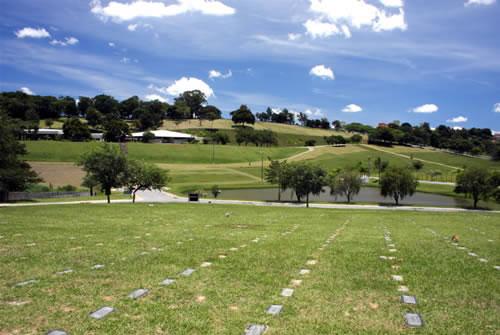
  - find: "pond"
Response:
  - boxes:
[217,187,468,207]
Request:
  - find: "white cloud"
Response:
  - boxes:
[120,57,131,63]
[446,116,468,123]
[305,108,324,117]
[304,0,407,39]
[159,77,214,97]
[310,65,335,80]
[50,37,79,46]
[465,0,496,7]
[209,69,232,79]
[19,87,34,95]
[494,103,500,113]
[452,126,464,130]
[127,23,138,31]
[379,0,404,8]
[412,104,439,113]
[90,0,235,22]
[15,27,51,39]
[288,33,302,41]
[144,94,168,103]
[108,42,116,47]
[342,104,363,113]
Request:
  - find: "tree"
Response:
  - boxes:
[177,90,207,119]
[235,127,256,146]
[288,163,327,207]
[81,173,98,196]
[211,185,221,198]
[265,160,288,201]
[231,105,255,126]
[198,105,221,125]
[85,107,103,127]
[325,135,346,145]
[78,144,128,203]
[125,160,170,203]
[209,131,229,145]
[103,119,130,142]
[374,157,389,180]
[62,118,91,141]
[412,160,424,177]
[329,169,362,203]
[45,119,54,128]
[332,120,343,130]
[0,112,41,201]
[350,134,363,143]
[120,96,141,119]
[94,94,120,117]
[142,131,155,143]
[135,109,162,130]
[454,167,494,209]
[167,99,191,121]
[53,96,78,117]
[78,96,94,116]
[380,166,418,205]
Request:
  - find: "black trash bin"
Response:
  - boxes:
[189,193,199,202]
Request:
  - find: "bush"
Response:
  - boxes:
[142,131,156,143]
[350,134,363,143]
[305,139,316,147]
[57,184,77,192]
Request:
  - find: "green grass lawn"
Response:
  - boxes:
[0,204,498,334]
[22,141,305,164]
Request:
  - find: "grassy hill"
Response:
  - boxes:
[22,141,305,164]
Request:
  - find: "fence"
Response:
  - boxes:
[6,191,89,202]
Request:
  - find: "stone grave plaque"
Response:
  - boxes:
[479,258,488,263]
[299,269,310,275]
[389,249,397,253]
[391,275,403,282]
[401,295,417,305]
[161,278,175,286]
[15,279,38,287]
[281,288,294,297]
[46,330,68,335]
[404,313,423,328]
[398,285,409,293]
[181,268,195,276]
[92,264,105,270]
[128,288,149,299]
[290,279,302,287]
[266,304,283,316]
[379,256,388,260]
[245,324,267,335]
[201,262,212,268]
[388,256,396,260]
[468,252,478,257]
[56,269,73,275]
[90,306,114,319]
[306,260,317,265]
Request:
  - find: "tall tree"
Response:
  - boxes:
[62,118,91,141]
[94,94,120,117]
[78,96,94,116]
[380,166,418,205]
[374,157,389,180]
[120,96,141,119]
[454,167,494,209]
[177,90,206,119]
[125,160,169,203]
[198,105,221,125]
[329,169,362,203]
[0,112,41,201]
[265,160,288,201]
[78,144,128,203]
[288,163,327,207]
[231,105,255,126]
[103,119,130,142]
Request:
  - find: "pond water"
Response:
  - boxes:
[218,187,468,207]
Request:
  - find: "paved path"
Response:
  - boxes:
[2,191,498,214]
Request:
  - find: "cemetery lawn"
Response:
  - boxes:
[1,204,499,334]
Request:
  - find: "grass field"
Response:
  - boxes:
[22,141,305,164]
[0,204,498,334]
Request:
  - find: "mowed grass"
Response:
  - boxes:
[0,204,498,334]
[22,141,305,164]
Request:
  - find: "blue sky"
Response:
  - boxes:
[1,0,499,129]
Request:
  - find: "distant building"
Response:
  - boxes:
[378,123,388,128]
[493,133,500,143]
[129,130,195,144]
[23,128,63,140]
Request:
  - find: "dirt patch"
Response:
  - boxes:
[29,162,85,186]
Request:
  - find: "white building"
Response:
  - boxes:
[129,130,195,144]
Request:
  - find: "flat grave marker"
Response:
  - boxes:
[392,275,404,282]
[281,288,294,297]
[267,304,283,316]
[245,324,267,335]
[46,330,68,335]
[14,279,38,287]
[401,295,417,305]
[299,269,310,275]
[479,258,488,263]
[161,278,175,286]
[290,279,302,287]
[56,269,73,275]
[494,266,500,270]
[405,313,423,328]
[90,306,114,320]
[306,260,318,266]
[468,252,478,257]
[128,288,149,300]
[201,262,212,268]
[92,264,105,270]
[181,268,196,277]
[398,285,409,293]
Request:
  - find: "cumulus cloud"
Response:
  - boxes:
[446,116,468,123]
[412,104,439,113]
[304,0,407,39]
[305,108,324,117]
[108,42,116,47]
[90,0,235,22]
[127,23,138,31]
[342,104,363,113]
[155,77,215,97]
[15,27,51,39]
[310,65,335,80]
[208,69,232,79]
[19,87,34,95]
[288,33,302,41]
[465,0,496,6]
[144,94,168,103]
[50,36,79,46]
[379,0,404,7]
[494,103,500,113]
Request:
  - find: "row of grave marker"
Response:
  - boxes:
[382,229,424,328]
[45,224,301,335]
[426,228,499,271]
[245,221,349,335]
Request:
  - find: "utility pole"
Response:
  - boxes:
[261,151,264,182]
